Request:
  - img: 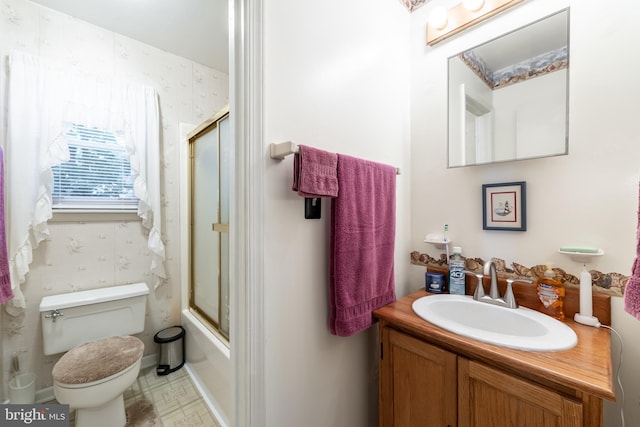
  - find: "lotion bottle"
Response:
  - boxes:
[537,263,565,320]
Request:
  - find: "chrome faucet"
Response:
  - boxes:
[471,259,533,309]
[485,259,500,299]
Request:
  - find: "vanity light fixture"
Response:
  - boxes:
[463,0,485,12]
[428,5,449,30]
[427,0,523,46]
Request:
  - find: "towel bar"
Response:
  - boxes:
[270,141,298,160]
[269,141,401,175]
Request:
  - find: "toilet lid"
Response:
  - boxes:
[52,336,144,385]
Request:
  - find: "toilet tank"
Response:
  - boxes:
[39,283,149,356]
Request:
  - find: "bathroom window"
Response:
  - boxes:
[52,124,137,210]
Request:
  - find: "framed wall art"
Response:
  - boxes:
[482,181,526,231]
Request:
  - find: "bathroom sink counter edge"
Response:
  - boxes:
[373,290,615,402]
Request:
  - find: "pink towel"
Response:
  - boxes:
[0,146,13,304]
[624,182,640,319]
[329,154,396,336]
[292,145,338,198]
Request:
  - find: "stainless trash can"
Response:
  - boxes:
[154,326,185,376]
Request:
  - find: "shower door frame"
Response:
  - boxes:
[187,106,231,342]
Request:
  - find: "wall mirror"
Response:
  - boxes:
[448,9,569,168]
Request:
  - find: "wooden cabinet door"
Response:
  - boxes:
[458,358,583,427]
[380,327,457,427]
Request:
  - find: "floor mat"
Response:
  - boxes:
[126,399,162,427]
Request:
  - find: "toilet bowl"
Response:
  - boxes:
[53,336,144,427]
[40,283,149,427]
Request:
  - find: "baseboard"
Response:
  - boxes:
[36,386,54,404]
[1,385,55,405]
[184,364,229,427]
[141,354,158,371]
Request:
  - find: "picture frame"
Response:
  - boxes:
[482,181,526,231]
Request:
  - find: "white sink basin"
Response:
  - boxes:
[412,294,577,352]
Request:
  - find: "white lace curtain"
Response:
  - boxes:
[6,51,165,310]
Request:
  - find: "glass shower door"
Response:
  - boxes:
[189,108,230,339]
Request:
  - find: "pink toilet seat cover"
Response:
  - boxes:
[52,336,144,385]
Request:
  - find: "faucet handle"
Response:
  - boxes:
[504,278,534,309]
[464,271,485,300]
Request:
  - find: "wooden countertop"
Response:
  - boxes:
[373,290,616,401]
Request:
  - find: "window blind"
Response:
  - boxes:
[52,124,137,210]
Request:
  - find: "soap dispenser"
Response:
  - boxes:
[536,263,565,320]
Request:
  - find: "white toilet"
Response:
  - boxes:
[39,282,149,427]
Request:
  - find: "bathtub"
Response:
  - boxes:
[181,309,231,427]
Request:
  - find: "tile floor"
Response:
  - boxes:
[61,366,220,427]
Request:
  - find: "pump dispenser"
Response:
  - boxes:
[536,263,565,320]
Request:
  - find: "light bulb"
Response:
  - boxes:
[463,0,485,12]
[428,6,448,30]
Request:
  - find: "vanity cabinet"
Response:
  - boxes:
[375,291,614,427]
[380,327,583,427]
[380,328,457,426]
[458,357,582,427]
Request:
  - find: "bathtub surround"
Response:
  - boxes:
[0,0,227,403]
[179,310,231,425]
[0,147,12,304]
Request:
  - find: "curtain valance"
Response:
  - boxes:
[6,51,165,311]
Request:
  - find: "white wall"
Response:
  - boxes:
[262,0,411,425]
[411,0,640,425]
[493,70,566,160]
[0,0,228,400]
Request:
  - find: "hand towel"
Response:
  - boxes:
[624,182,640,319]
[0,146,14,304]
[292,145,338,198]
[329,154,396,337]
